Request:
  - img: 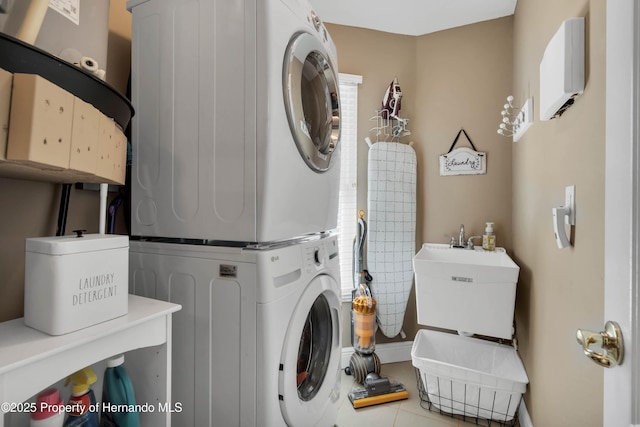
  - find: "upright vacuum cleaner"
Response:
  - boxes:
[345,211,408,409]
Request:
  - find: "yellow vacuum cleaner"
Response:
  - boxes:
[346,285,408,408]
[345,211,408,408]
[348,373,409,409]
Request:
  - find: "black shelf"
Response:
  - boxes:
[0,32,134,130]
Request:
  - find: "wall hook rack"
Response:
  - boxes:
[497,96,533,142]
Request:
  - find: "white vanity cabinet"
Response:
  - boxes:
[0,295,180,427]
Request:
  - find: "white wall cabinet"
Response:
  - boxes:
[0,295,180,427]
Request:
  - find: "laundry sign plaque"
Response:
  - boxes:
[439,128,487,176]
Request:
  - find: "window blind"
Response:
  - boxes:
[337,73,362,300]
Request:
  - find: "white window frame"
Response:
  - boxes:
[336,73,363,301]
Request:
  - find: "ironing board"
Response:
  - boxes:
[367,142,417,338]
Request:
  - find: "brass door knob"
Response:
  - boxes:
[576,321,624,368]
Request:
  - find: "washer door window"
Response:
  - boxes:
[284,32,340,172]
[296,291,332,401]
[279,275,341,426]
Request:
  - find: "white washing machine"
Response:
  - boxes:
[129,234,342,427]
[127,0,341,243]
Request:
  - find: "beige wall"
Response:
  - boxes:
[512,0,605,425]
[331,1,605,423]
[414,18,514,249]
[325,24,419,345]
[106,0,132,96]
[0,1,132,323]
[328,18,514,346]
[325,25,417,218]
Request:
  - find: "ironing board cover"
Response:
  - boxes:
[367,142,417,338]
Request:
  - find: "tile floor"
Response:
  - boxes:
[336,361,517,427]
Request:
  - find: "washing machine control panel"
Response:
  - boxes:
[304,245,325,272]
[303,237,337,275]
[300,237,339,277]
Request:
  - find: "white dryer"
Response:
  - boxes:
[129,234,342,427]
[127,0,341,243]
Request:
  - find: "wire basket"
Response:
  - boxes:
[414,368,522,427]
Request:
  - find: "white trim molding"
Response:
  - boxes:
[341,341,413,369]
[339,73,363,85]
[605,1,640,425]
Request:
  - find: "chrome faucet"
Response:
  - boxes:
[449,224,481,249]
[466,236,481,249]
[449,224,466,248]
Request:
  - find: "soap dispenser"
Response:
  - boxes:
[482,222,496,251]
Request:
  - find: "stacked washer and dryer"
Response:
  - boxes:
[126,0,343,426]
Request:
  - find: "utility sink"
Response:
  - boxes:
[412,243,520,339]
[413,243,520,284]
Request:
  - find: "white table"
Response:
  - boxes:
[0,295,180,427]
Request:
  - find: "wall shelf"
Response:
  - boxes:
[0,33,133,130]
[0,161,123,184]
[0,32,133,185]
[0,295,180,427]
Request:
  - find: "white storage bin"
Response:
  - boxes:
[24,233,129,335]
[411,329,528,423]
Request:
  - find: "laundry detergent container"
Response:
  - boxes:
[411,244,528,423]
[24,233,129,335]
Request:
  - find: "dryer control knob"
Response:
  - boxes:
[313,248,322,265]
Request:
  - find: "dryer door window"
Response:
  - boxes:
[279,275,341,426]
[284,32,340,172]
